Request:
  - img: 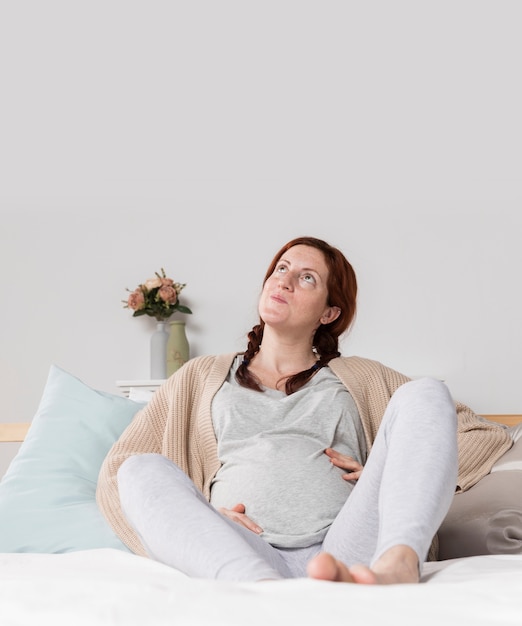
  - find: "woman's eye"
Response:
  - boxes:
[276,265,288,273]
[302,274,315,284]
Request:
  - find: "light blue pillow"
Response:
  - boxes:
[0,365,145,553]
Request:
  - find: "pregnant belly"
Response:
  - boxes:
[210,447,354,547]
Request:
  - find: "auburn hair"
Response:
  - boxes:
[236,236,358,394]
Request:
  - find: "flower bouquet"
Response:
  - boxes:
[124,269,193,379]
[124,268,192,321]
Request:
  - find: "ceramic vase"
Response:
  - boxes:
[150,320,169,379]
[167,320,190,376]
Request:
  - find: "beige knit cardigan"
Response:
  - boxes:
[96,353,513,557]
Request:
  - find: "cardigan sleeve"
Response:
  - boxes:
[377,361,513,491]
[96,383,171,556]
[454,401,513,492]
[333,357,513,493]
[95,354,229,556]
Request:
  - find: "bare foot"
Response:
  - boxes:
[307,546,420,585]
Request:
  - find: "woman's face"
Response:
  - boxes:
[258,244,340,336]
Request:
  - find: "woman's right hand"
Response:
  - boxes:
[218,503,263,535]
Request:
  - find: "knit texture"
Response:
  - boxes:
[96,353,512,558]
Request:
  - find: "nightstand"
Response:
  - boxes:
[116,379,166,400]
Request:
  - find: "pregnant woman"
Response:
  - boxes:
[96,236,511,584]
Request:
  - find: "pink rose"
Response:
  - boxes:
[127,289,145,310]
[158,285,177,305]
[160,277,174,288]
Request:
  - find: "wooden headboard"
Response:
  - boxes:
[0,415,521,443]
[485,415,522,427]
[0,423,31,443]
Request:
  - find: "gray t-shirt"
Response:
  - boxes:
[210,357,367,548]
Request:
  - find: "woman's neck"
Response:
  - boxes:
[247,332,318,390]
[252,348,317,375]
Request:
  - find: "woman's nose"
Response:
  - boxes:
[278,273,293,290]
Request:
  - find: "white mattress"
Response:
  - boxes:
[1,549,521,625]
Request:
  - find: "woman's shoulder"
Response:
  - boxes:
[174,352,240,379]
[330,355,411,386]
[333,355,406,372]
[158,352,240,399]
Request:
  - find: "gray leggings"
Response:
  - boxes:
[117,378,458,581]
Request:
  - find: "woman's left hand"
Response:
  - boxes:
[324,448,363,481]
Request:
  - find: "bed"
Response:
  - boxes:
[1,365,522,626]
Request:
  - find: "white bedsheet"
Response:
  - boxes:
[0,549,521,626]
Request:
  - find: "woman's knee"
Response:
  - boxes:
[387,378,457,435]
[118,453,166,485]
[118,453,203,509]
[392,377,453,408]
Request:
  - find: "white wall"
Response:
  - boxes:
[1,1,521,475]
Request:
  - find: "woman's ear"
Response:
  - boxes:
[321,306,341,325]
